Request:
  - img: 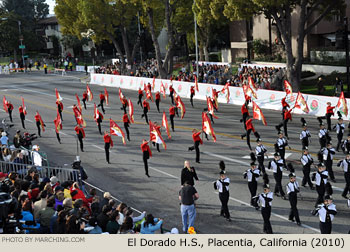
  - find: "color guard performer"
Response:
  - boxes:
[18,105,26,129]
[103,131,113,164]
[318,102,335,131]
[258,184,273,234]
[98,91,106,114]
[214,170,231,221]
[6,101,13,122]
[137,88,143,108]
[141,99,150,124]
[75,124,85,152]
[281,96,290,121]
[190,86,195,107]
[169,105,176,132]
[82,91,88,110]
[241,116,260,151]
[34,111,45,137]
[276,108,292,139]
[120,96,128,114]
[169,84,175,105]
[56,100,63,121]
[141,139,152,177]
[95,110,104,135]
[300,118,311,150]
[123,112,131,141]
[188,129,203,163]
[240,101,249,130]
[155,91,161,113]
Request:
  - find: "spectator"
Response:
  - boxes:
[140,214,163,234]
[99,191,111,212]
[20,199,41,233]
[119,216,135,234]
[97,205,113,232]
[65,215,84,234]
[179,181,199,233]
[86,217,103,234]
[38,196,56,233]
[1,132,9,146]
[317,77,325,95]
[116,202,128,225]
[106,210,120,234]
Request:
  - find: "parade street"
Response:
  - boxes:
[1,72,349,234]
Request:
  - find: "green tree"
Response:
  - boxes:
[219,0,345,91]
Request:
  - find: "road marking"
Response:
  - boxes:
[242,152,293,159]
[213,192,320,233]
[203,151,344,192]
[149,166,178,179]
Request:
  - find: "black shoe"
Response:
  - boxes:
[342,195,348,199]
[297,222,301,226]
[310,186,315,190]
[220,213,224,217]
[146,174,150,178]
[241,135,244,140]
[282,196,287,200]
[81,150,84,152]
[226,218,231,222]
[196,161,200,163]
[331,179,336,183]
[289,218,295,222]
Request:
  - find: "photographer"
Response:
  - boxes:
[22,132,37,149]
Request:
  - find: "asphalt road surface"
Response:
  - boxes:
[0,71,349,234]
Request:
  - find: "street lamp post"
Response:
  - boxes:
[193,0,199,79]
[18,21,25,68]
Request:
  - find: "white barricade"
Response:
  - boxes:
[90,73,347,120]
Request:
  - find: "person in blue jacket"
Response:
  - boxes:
[140,214,163,234]
[20,200,40,233]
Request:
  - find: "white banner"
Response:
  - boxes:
[90,74,347,120]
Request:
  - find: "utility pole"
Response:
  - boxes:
[18,21,25,68]
[344,17,349,95]
[138,12,143,63]
[193,0,199,78]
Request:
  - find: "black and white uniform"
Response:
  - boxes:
[319,129,329,149]
[268,159,285,197]
[316,203,337,234]
[300,154,314,188]
[286,181,300,223]
[338,158,350,198]
[315,170,328,206]
[215,178,230,219]
[256,145,267,173]
[322,147,336,180]
[276,137,288,162]
[342,139,350,154]
[300,130,311,150]
[335,123,345,151]
[258,192,273,234]
[245,169,260,206]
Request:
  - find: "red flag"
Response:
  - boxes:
[36,112,46,132]
[162,112,171,139]
[75,94,82,112]
[194,75,199,91]
[211,88,219,109]
[160,81,166,98]
[220,83,230,103]
[73,105,86,127]
[128,99,134,123]
[202,112,216,142]
[252,101,267,126]
[175,94,186,119]
[104,88,109,105]
[110,119,126,145]
[86,84,93,101]
[248,76,258,91]
[293,92,309,114]
[93,103,100,123]
[152,77,155,91]
[21,97,27,115]
[55,88,62,101]
[54,110,62,133]
[3,96,8,113]
[149,120,166,150]
[119,88,125,103]
[243,84,257,100]
[336,91,348,117]
[146,86,153,102]
[284,80,293,95]
[207,96,218,119]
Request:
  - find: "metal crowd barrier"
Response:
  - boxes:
[0,160,78,182]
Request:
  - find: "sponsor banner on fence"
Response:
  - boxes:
[90,74,347,120]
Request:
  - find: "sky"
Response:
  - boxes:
[46,0,55,14]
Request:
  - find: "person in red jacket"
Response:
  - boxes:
[147,82,152,92]
[169,85,175,105]
[122,112,130,141]
[141,139,152,177]
[75,124,85,152]
[141,99,150,124]
[190,86,195,107]
[98,91,106,114]
[318,102,335,131]
[34,111,45,137]
[120,97,128,114]
[82,91,88,110]
[152,122,162,152]
[188,129,203,163]
[137,88,144,108]
[241,116,260,151]
[276,108,293,139]
[103,131,113,164]
[56,100,63,121]
[155,91,161,113]
[95,110,104,135]
[18,105,26,129]
[240,101,249,129]
[6,101,14,122]
[281,96,290,121]
[169,105,176,132]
